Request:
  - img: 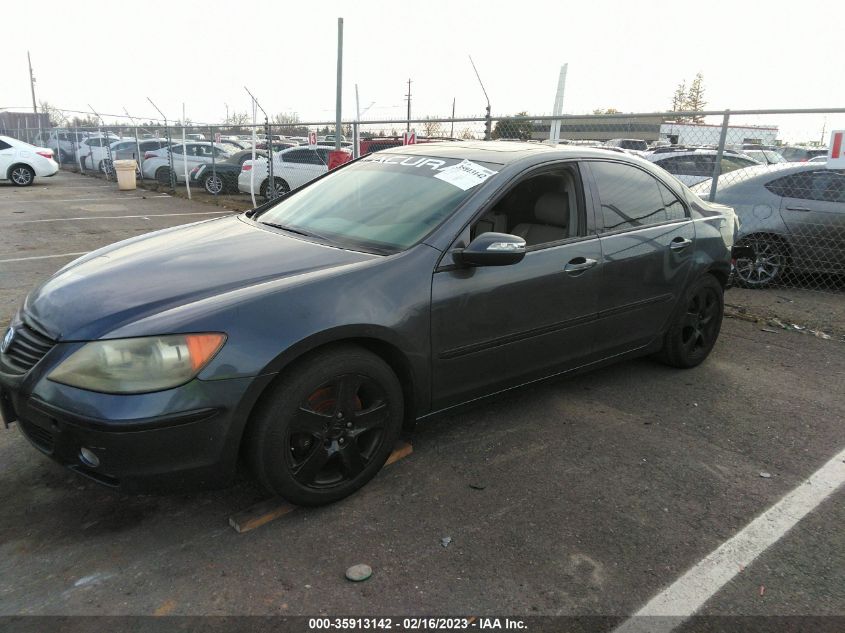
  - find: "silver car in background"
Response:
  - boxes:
[691,164,845,287]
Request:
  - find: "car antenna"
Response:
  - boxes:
[469,55,492,140]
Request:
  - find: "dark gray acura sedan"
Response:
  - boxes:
[0,142,738,505]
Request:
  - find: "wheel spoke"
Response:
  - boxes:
[334,375,362,417]
[351,402,389,435]
[290,407,331,435]
[338,442,366,478]
[293,445,331,484]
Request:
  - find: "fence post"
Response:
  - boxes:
[352,121,360,159]
[709,109,730,202]
[484,106,492,141]
[209,125,217,202]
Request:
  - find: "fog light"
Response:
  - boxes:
[79,447,100,468]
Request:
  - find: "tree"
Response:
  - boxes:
[685,73,706,123]
[592,108,620,115]
[421,117,443,137]
[460,128,476,140]
[39,101,67,127]
[669,81,688,122]
[492,111,534,140]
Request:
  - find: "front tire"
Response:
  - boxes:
[246,346,404,506]
[656,274,724,369]
[9,165,35,186]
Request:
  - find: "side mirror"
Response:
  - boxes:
[453,232,527,267]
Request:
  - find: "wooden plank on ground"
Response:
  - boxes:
[229,440,413,533]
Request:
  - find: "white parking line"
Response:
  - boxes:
[0,252,89,264]
[4,195,171,204]
[613,446,845,633]
[7,211,230,224]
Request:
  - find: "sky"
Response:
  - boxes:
[4,0,844,142]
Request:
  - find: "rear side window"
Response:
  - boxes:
[656,155,708,177]
[0,140,11,150]
[720,156,758,173]
[591,161,686,232]
[766,170,845,202]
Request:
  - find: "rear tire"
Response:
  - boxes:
[260,177,290,201]
[155,167,172,186]
[656,274,724,369]
[246,345,404,506]
[733,235,788,288]
[9,165,35,186]
[203,172,224,195]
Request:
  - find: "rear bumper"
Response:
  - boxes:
[0,373,274,493]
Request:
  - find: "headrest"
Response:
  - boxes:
[534,192,569,226]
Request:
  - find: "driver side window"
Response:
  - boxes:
[469,167,582,248]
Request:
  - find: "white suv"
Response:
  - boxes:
[0,135,59,186]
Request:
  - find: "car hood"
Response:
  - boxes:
[25,215,377,341]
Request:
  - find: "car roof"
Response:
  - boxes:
[709,162,840,189]
[378,140,636,165]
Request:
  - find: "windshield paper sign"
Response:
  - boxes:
[361,154,497,190]
[434,159,498,190]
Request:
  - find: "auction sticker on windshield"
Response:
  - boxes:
[434,159,498,190]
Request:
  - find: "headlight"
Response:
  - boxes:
[48,333,226,394]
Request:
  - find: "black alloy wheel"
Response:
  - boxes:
[246,346,403,506]
[656,274,724,368]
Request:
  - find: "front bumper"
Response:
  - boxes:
[0,371,274,492]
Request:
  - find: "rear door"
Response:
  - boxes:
[584,160,695,357]
[775,169,845,272]
[279,148,327,189]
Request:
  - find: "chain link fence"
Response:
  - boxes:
[3,109,844,295]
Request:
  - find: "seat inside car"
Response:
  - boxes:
[471,169,579,244]
[511,192,570,246]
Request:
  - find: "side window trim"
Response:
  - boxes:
[583,159,691,235]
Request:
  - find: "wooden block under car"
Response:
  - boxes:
[229,440,414,533]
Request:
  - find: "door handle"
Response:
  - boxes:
[670,237,693,251]
[785,206,811,212]
[564,257,598,274]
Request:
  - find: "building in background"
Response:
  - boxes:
[529,115,779,146]
[659,122,778,146]
[0,110,50,139]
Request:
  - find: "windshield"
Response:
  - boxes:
[255,154,501,253]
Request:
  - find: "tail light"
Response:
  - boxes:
[36,150,53,159]
[242,164,252,172]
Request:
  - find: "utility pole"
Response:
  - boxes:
[469,56,492,140]
[224,103,229,126]
[335,17,343,150]
[450,97,455,138]
[405,78,412,132]
[28,51,41,139]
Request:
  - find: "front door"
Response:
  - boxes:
[430,164,601,409]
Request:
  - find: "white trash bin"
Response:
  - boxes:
[114,159,138,191]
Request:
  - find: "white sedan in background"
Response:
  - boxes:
[0,135,59,186]
[238,145,345,200]
[141,142,232,183]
